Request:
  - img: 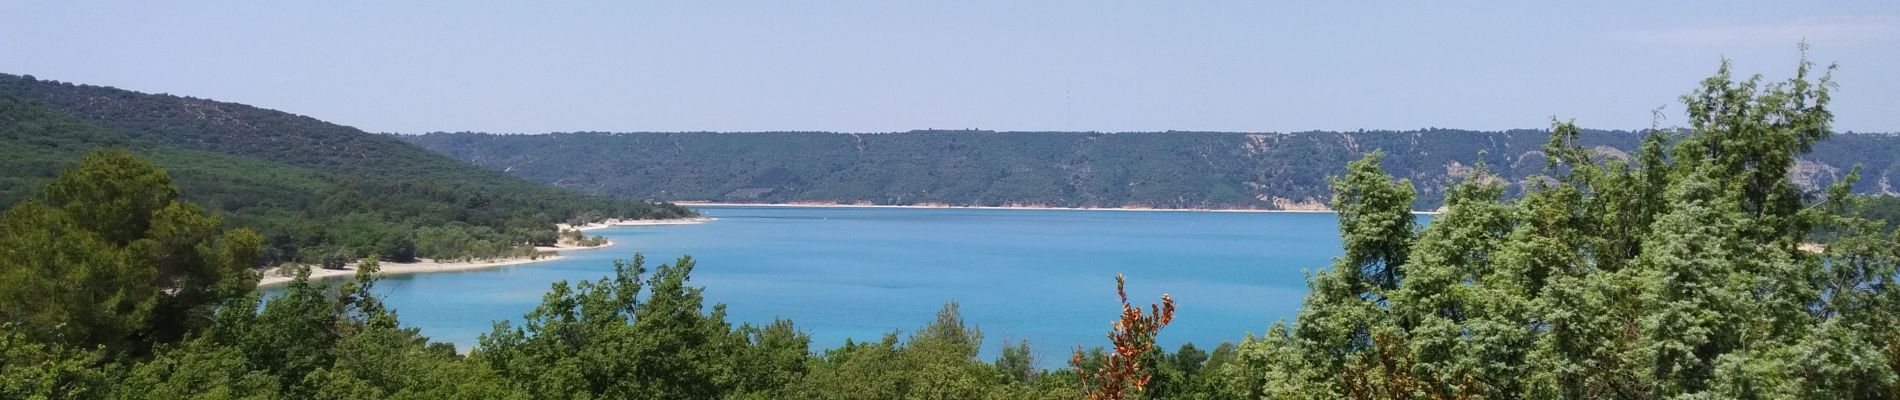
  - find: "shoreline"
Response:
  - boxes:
[258,216,713,288]
[560,216,716,232]
[257,253,575,288]
[675,201,1450,214]
[257,240,615,288]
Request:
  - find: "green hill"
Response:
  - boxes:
[0,74,693,265]
[402,129,1900,210]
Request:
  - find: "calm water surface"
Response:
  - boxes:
[329,206,1355,362]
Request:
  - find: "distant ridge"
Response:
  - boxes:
[403,130,1900,210]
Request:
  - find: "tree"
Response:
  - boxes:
[1264,151,1419,397]
[1330,151,1418,293]
[0,323,112,399]
[0,150,260,354]
[1230,54,1897,398]
[730,319,811,398]
[39,149,180,245]
[902,301,994,399]
[1076,273,1176,400]
[322,247,352,270]
[995,340,1037,385]
[378,232,417,263]
[477,254,750,399]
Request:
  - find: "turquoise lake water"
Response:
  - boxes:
[329,206,1354,363]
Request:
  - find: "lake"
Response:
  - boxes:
[337,206,1352,363]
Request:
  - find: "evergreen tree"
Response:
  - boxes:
[0,149,260,354]
[1229,55,1900,399]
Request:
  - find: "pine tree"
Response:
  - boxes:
[0,149,260,354]
[1234,55,1897,398]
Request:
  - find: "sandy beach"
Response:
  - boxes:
[559,216,716,231]
[257,217,712,287]
[258,254,572,287]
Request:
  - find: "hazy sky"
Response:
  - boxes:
[4,2,1897,134]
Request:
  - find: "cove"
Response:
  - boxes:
[303,206,1367,363]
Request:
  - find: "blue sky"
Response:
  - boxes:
[3,2,1896,133]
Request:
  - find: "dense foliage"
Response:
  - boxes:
[1859,195,1900,232]
[0,74,694,265]
[1217,58,1900,398]
[0,150,1229,399]
[4,59,1896,399]
[0,151,260,357]
[1,262,1241,399]
[404,127,1899,211]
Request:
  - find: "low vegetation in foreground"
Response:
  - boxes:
[4,59,1898,398]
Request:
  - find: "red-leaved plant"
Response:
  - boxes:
[1074,273,1175,400]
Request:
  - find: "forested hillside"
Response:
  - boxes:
[405,129,1900,210]
[0,74,693,265]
